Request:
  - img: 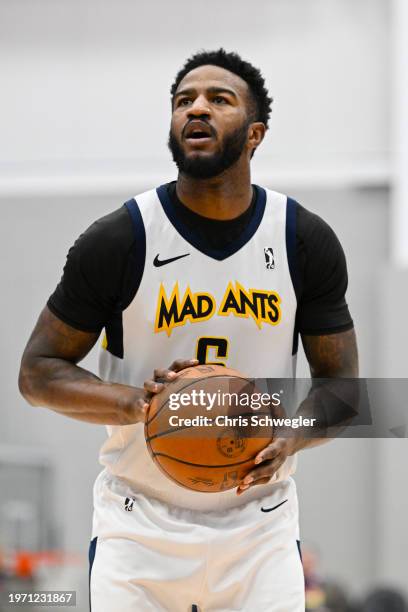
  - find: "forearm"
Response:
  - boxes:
[19,356,144,425]
[288,382,357,453]
[288,328,360,452]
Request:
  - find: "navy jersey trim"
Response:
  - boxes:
[124,199,146,292]
[101,199,145,360]
[156,184,267,261]
[286,197,300,355]
[296,539,302,562]
[104,313,125,359]
[286,197,299,296]
[88,537,97,611]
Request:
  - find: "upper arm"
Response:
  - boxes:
[294,204,358,376]
[22,206,135,363]
[21,306,100,365]
[296,205,353,335]
[301,328,359,378]
[47,205,135,333]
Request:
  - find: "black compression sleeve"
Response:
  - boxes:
[47,205,135,332]
[295,204,353,335]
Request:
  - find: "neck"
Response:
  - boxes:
[176,157,253,220]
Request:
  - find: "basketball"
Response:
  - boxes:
[145,364,273,492]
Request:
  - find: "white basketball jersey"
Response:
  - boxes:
[97,184,299,511]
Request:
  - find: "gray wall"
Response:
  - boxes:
[0,0,389,166]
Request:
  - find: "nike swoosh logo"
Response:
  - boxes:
[260,499,288,513]
[153,253,190,267]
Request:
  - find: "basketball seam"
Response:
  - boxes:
[151,459,221,492]
[152,452,256,469]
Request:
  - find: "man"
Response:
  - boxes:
[19,49,358,611]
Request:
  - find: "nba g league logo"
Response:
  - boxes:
[264,247,275,270]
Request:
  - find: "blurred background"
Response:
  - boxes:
[1,0,408,610]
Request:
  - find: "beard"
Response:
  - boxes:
[168,120,249,179]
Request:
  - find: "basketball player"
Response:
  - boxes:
[19,49,358,611]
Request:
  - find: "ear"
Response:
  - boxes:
[247,122,266,153]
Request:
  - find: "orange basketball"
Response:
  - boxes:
[144,364,273,492]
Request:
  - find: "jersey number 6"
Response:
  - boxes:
[195,337,229,367]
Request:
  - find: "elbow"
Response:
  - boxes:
[18,360,40,406]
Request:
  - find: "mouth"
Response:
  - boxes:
[183,121,214,143]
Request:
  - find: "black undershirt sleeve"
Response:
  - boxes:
[295,203,353,335]
[47,205,135,333]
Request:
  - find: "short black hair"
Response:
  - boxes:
[171,48,273,129]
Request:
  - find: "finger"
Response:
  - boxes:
[236,476,271,495]
[241,458,282,486]
[249,476,272,489]
[254,441,282,465]
[134,397,149,422]
[168,358,199,373]
[144,379,165,394]
[250,476,272,488]
[153,368,178,382]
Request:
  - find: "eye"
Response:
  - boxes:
[177,98,192,107]
[213,96,228,105]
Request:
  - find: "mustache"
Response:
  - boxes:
[181,120,217,139]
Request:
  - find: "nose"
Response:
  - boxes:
[187,95,211,118]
